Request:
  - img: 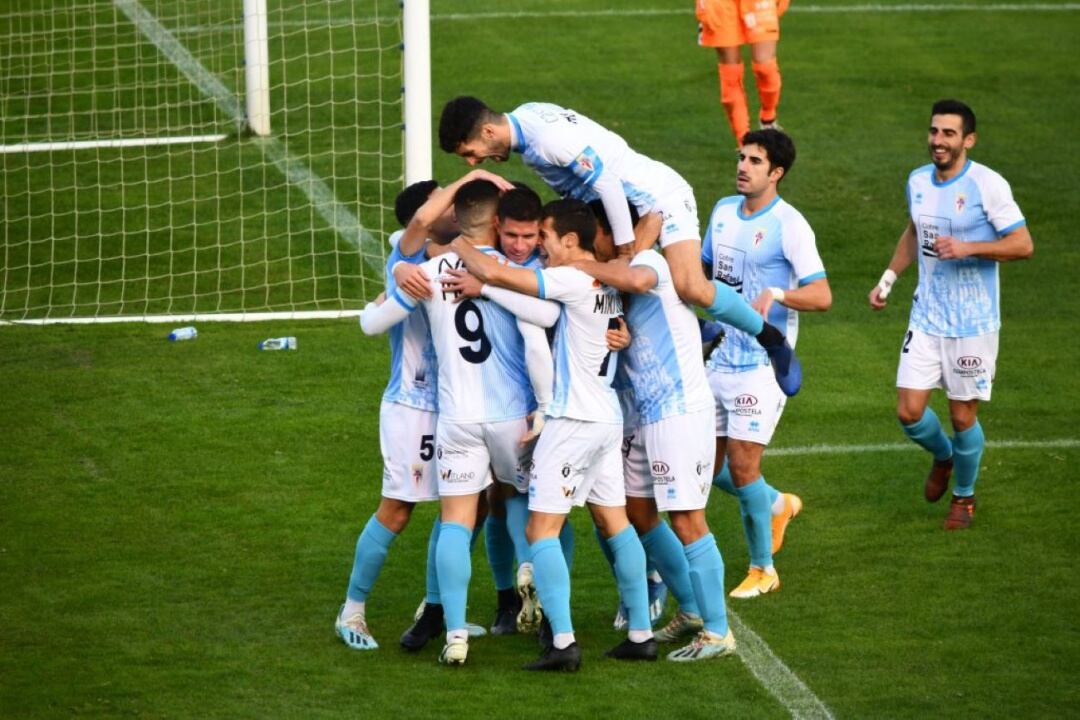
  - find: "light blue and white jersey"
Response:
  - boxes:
[380,236,438,412]
[517,248,545,270]
[507,102,692,246]
[702,195,826,372]
[622,250,713,425]
[906,160,1025,337]
[392,246,535,424]
[613,365,639,436]
[536,265,622,425]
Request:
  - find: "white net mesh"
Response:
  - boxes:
[0,0,402,321]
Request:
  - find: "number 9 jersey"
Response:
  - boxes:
[411,246,536,424]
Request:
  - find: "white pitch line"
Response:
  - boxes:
[113,0,385,274]
[767,438,1080,457]
[729,611,835,720]
[169,3,1080,34]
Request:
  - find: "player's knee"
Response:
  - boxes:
[376,498,414,533]
[669,512,708,545]
[718,63,746,105]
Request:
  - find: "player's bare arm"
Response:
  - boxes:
[450,237,540,297]
[752,277,832,317]
[935,224,1033,262]
[869,220,918,310]
[571,257,658,295]
[400,169,514,255]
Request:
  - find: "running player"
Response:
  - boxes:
[868,99,1033,530]
[702,129,831,599]
[438,96,803,396]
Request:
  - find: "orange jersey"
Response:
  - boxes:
[697,0,781,47]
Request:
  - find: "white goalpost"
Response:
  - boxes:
[0,0,430,325]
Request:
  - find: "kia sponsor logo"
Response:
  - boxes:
[957,356,982,370]
[651,461,671,476]
[735,394,758,408]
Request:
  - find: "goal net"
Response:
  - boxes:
[0,0,408,323]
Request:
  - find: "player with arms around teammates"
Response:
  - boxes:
[360,179,560,665]
[438,95,803,397]
[868,99,1033,530]
[447,199,657,671]
[702,129,831,599]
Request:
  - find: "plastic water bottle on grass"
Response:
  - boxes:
[259,336,297,351]
[168,327,197,341]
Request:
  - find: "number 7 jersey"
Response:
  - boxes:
[412,247,535,424]
[536,265,623,425]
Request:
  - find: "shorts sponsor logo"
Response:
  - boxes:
[561,485,577,498]
[955,355,985,378]
[437,446,467,459]
[651,461,671,476]
[561,463,573,478]
[666,486,677,499]
[699,482,708,495]
[695,460,705,476]
[749,420,761,433]
[440,468,475,483]
[411,464,424,485]
[734,394,762,418]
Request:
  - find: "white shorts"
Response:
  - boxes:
[896,327,997,401]
[622,427,652,499]
[652,187,701,249]
[528,418,625,514]
[435,417,531,497]
[379,401,439,503]
[709,365,787,445]
[641,408,715,512]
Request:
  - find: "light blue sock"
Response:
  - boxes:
[485,514,515,591]
[735,477,773,568]
[504,492,532,565]
[608,525,650,632]
[435,521,472,632]
[685,533,729,636]
[640,523,699,616]
[706,279,764,336]
[952,421,984,498]
[425,517,441,605]
[715,459,780,507]
[901,407,954,462]
[346,515,398,602]
[712,459,737,496]
[559,520,576,572]
[530,537,573,635]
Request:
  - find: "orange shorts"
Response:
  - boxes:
[697,0,781,47]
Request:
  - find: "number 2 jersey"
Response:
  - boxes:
[906,159,1026,337]
[393,247,536,424]
[535,265,623,425]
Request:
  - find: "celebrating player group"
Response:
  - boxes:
[336,92,1031,671]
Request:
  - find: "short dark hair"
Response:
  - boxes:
[931,99,976,135]
[394,179,438,226]
[497,185,543,223]
[542,198,597,253]
[587,199,640,237]
[453,179,500,232]
[740,128,796,182]
[438,96,496,153]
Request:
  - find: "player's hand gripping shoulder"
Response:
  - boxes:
[440,267,483,300]
[393,262,433,301]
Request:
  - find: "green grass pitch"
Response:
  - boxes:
[2,0,1079,717]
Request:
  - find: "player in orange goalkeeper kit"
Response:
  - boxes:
[696,0,788,145]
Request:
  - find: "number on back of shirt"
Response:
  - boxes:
[455,299,491,364]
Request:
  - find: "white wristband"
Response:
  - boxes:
[877,269,898,299]
[769,287,786,304]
